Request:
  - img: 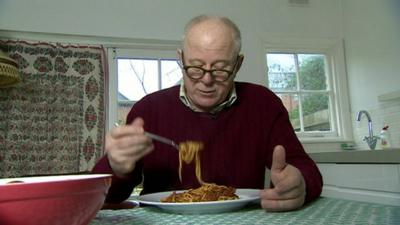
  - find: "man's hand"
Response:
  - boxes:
[105,117,154,177]
[260,145,306,212]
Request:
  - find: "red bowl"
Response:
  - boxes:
[0,174,112,225]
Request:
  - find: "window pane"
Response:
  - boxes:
[267,54,297,91]
[117,58,182,125]
[277,93,300,132]
[298,54,327,90]
[161,60,182,89]
[118,59,159,101]
[301,93,331,131]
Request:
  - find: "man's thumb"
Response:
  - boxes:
[271,145,287,172]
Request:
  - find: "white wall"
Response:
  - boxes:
[343,0,400,149]
[0,0,343,86]
[343,0,400,110]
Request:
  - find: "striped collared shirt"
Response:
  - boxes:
[179,81,237,114]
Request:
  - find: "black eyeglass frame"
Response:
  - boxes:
[180,52,240,82]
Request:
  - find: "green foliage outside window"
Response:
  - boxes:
[288,56,328,120]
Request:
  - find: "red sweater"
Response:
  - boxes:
[92,82,322,204]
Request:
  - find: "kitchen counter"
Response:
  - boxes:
[309,148,400,163]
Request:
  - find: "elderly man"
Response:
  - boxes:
[93,15,322,212]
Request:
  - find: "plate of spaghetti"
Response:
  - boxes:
[137,141,260,214]
[137,186,260,214]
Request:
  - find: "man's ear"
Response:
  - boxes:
[177,49,183,64]
[235,54,244,72]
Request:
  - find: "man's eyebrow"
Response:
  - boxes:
[187,59,231,66]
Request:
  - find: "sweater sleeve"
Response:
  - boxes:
[92,155,143,203]
[266,102,323,204]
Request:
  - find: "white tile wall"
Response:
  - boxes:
[352,100,400,150]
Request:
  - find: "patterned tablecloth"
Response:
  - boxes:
[91,197,400,225]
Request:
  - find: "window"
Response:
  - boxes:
[264,38,352,141]
[267,53,331,132]
[107,44,182,130]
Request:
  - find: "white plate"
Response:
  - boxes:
[137,188,261,214]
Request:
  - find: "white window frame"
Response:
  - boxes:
[107,42,181,131]
[263,37,353,143]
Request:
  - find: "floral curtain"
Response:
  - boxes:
[0,40,106,178]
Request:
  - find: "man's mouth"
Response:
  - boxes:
[199,89,215,96]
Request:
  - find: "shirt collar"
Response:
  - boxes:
[179,81,237,114]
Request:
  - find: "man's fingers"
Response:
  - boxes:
[271,165,305,193]
[271,145,287,172]
[260,187,305,212]
[113,133,150,149]
[261,197,304,212]
[260,183,304,201]
[110,120,145,139]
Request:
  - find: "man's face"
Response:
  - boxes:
[180,20,242,112]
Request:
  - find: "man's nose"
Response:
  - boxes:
[200,70,214,84]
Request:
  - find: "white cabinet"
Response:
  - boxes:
[317,163,400,206]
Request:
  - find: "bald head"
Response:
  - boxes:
[182,15,242,55]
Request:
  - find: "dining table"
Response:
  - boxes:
[90,196,400,225]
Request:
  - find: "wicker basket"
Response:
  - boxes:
[0,50,20,87]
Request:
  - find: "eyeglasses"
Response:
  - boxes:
[181,53,239,82]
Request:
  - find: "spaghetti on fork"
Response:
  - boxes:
[161,141,239,203]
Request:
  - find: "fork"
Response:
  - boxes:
[114,123,179,150]
[144,132,180,150]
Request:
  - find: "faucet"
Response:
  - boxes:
[356,110,379,150]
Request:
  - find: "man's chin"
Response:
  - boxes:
[193,99,218,111]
